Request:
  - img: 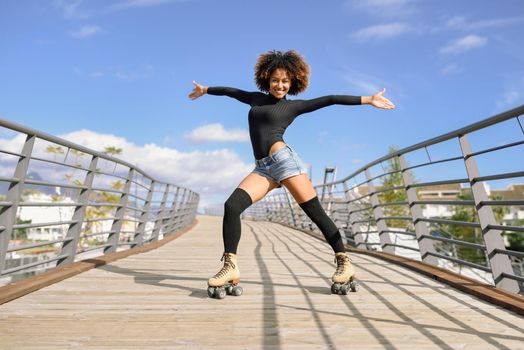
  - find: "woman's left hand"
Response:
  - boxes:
[370,88,395,109]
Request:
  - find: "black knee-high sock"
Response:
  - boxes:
[299,196,345,253]
[223,188,253,254]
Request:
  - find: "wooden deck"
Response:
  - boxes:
[1,215,523,349]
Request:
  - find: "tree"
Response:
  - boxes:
[45,145,65,161]
[378,146,412,229]
[70,149,85,168]
[443,193,511,265]
[102,145,123,173]
[506,225,524,251]
[13,217,31,240]
[445,192,486,264]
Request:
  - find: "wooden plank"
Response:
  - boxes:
[0,219,198,305]
[0,216,523,349]
[279,222,524,316]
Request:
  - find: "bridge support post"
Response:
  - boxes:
[0,135,35,274]
[365,168,394,254]
[459,134,519,293]
[58,155,98,266]
[343,181,366,249]
[284,189,297,227]
[133,180,155,247]
[104,168,133,254]
[167,188,181,235]
[399,155,438,265]
[151,184,169,241]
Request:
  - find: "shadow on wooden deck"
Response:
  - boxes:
[0,215,523,349]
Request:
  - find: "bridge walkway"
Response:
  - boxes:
[0,215,523,349]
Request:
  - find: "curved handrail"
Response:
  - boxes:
[249,104,524,295]
[334,104,524,186]
[0,118,199,283]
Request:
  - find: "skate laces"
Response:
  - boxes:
[334,254,350,276]
[214,253,236,279]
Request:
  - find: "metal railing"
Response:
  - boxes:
[247,105,524,294]
[0,118,199,282]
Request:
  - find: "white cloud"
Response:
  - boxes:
[347,0,418,18]
[107,0,186,12]
[496,90,522,111]
[74,65,151,81]
[55,0,187,19]
[500,91,520,105]
[70,25,102,39]
[494,73,524,111]
[344,71,381,94]
[440,35,487,54]
[115,64,154,81]
[54,0,90,20]
[0,129,253,210]
[440,63,461,75]
[90,71,104,79]
[351,22,410,41]
[184,124,249,144]
[445,15,524,31]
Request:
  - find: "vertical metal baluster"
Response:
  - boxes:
[459,134,519,293]
[166,187,180,235]
[151,184,169,242]
[58,155,98,266]
[187,191,196,225]
[284,188,297,227]
[165,186,177,237]
[184,191,192,225]
[343,181,362,249]
[365,168,394,254]
[105,168,133,254]
[0,134,35,273]
[188,191,199,224]
[133,179,155,247]
[281,192,288,224]
[172,188,186,234]
[399,155,438,265]
[267,196,274,222]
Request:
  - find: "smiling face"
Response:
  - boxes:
[268,68,291,99]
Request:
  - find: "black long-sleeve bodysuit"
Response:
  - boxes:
[207,87,361,159]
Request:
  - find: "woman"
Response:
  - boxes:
[189,50,395,298]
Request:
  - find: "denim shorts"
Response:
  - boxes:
[252,145,308,187]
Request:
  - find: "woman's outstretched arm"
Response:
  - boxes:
[188,81,254,105]
[295,88,395,115]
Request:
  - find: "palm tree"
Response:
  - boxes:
[102,145,123,173]
[45,145,65,161]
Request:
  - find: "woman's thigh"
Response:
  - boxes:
[238,172,280,203]
[281,173,317,204]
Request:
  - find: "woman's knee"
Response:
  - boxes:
[224,188,253,216]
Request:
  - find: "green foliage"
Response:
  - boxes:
[506,229,524,251]
[446,192,486,265]
[103,146,123,156]
[378,146,411,229]
[14,217,31,240]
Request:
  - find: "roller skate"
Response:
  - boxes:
[207,252,243,299]
[331,252,359,295]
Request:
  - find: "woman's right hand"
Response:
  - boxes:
[188,80,208,100]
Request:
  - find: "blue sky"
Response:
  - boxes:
[1,0,523,210]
